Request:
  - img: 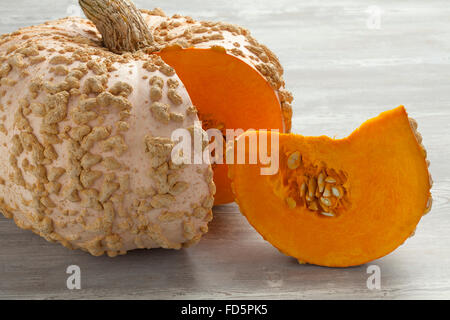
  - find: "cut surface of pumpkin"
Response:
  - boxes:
[159,47,285,204]
[229,106,432,267]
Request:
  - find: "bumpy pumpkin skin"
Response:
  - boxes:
[142,9,293,205]
[0,17,215,256]
[229,106,432,267]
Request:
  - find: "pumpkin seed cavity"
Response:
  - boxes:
[281,151,349,218]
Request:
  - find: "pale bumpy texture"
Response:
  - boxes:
[0,17,215,256]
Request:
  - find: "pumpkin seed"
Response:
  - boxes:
[320,211,335,217]
[287,151,301,170]
[317,173,325,192]
[331,186,342,198]
[320,197,331,207]
[325,176,336,184]
[322,184,331,197]
[299,182,307,197]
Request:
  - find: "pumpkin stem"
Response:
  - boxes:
[79,0,158,54]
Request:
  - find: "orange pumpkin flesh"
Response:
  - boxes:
[229,106,432,267]
[159,48,285,204]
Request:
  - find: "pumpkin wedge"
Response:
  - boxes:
[229,106,432,267]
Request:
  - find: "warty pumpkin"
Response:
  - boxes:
[229,106,433,267]
[0,0,217,256]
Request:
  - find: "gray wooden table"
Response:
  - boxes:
[1,0,450,299]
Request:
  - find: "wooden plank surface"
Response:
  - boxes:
[1,0,450,299]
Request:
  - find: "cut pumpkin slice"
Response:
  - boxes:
[229,106,432,267]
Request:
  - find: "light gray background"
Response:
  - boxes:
[0,0,449,299]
